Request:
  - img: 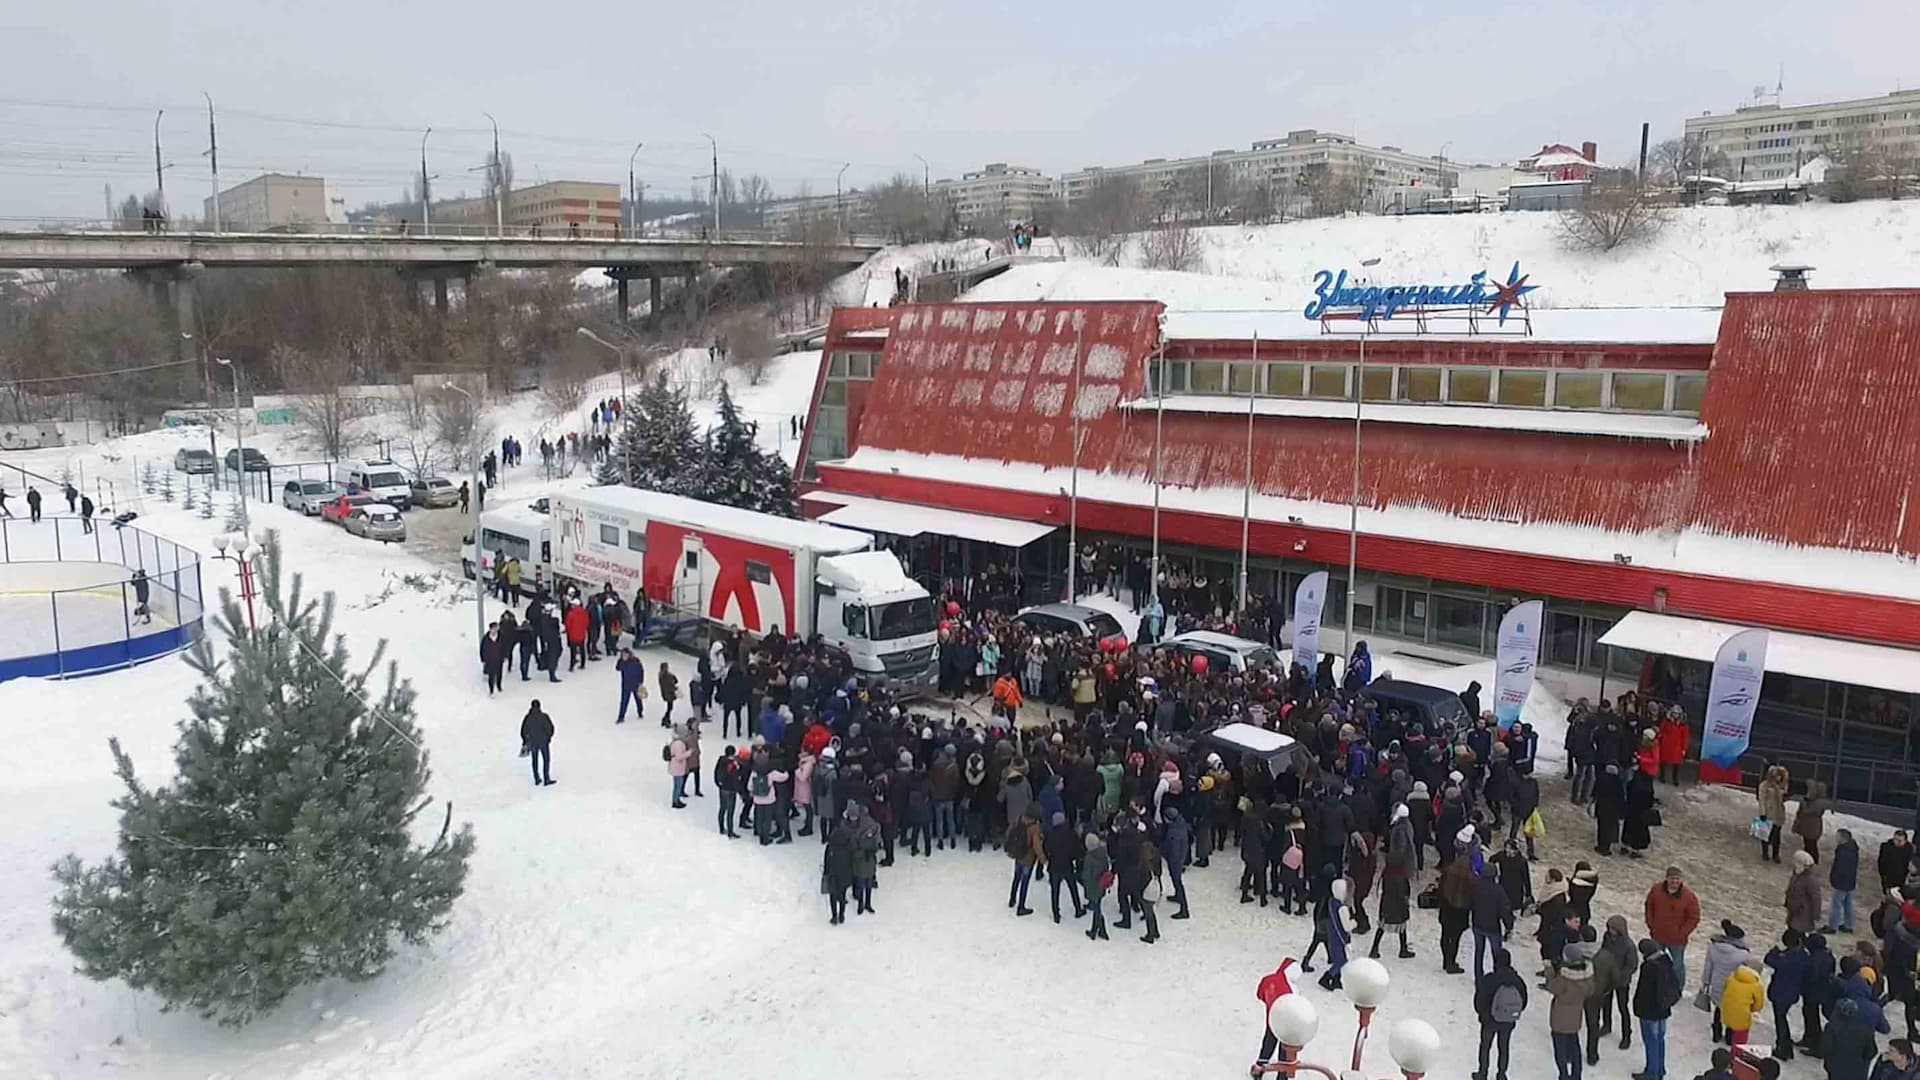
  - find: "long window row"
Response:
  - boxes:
[802,350,881,480]
[1149,359,1707,415]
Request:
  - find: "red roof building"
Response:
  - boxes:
[794,288,1920,802]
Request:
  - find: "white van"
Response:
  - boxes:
[343,460,412,510]
[461,504,552,583]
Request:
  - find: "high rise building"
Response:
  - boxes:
[1683,88,1920,181]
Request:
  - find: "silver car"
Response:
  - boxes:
[344,504,407,543]
[409,476,460,508]
[282,479,342,516]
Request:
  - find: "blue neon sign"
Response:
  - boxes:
[1304,261,1539,323]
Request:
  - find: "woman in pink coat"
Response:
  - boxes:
[669,726,691,809]
[795,750,818,837]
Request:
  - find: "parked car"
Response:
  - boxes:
[409,476,460,508]
[174,448,216,474]
[1012,602,1129,649]
[281,479,342,515]
[1363,678,1474,732]
[344,504,407,543]
[1163,629,1279,673]
[1198,721,1304,779]
[224,447,270,472]
[320,492,377,524]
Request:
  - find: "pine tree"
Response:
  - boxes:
[160,471,175,503]
[689,384,795,516]
[141,462,156,494]
[50,533,474,1027]
[223,493,248,534]
[597,373,701,494]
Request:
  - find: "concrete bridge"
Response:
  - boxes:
[0,227,885,361]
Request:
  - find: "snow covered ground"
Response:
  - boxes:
[0,488,1864,1079]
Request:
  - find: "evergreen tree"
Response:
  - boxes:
[597,372,701,494]
[689,383,795,517]
[50,532,474,1027]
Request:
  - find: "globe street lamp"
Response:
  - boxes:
[209,532,258,630]
[1256,958,1440,1079]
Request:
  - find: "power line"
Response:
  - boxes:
[0,356,198,388]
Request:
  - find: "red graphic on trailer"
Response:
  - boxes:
[640,521,796,635]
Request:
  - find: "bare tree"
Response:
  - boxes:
[736,174,774,227]
[1826,128,1914,202]
[722,312,777,385]
[1303,163,1364,217]
[1559,176,1668,252]
[430,385,487,468]
[1648,136,1731,187]
[1066,175,1149,265]
[869,173,943,243]
[538,345,599,418]
[272,344,364,458]
[1138,220,1203,272]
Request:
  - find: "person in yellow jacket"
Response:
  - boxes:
[1071,667,1098,724]
[1718,959,1766,1048]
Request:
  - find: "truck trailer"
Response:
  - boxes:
[549,487,938,692]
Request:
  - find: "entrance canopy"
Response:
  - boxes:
[801,492,1057,549]
[1598,611,1920,695]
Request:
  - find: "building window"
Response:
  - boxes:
[599,524,621,546]
[1497,369,1548,407]
[1308,364,1349,399]
[1359,366,1393,401]
[1447,367,1492,403]
[821,380,847,406]
[1552,371,1604,409]
[1263,362,1304,397]
[1397,367,1441,402]
[1431,594,1489,651]
[829,352,848,377]
[627,530,647,552]
[1165,361,1189,393]
[1190,361,1227,394]
[1609,371,1667,411]
[1228,362,1258,395]
[1672,374,1707,414]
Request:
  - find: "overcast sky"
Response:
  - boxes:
[2,0,1916,219]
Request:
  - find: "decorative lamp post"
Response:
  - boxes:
[210,532,258,630]
[1256,959,1439,1079]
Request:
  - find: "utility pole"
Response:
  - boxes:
[202,93,219,232]
[914,153,930,195]
[442,382,485,643]
[484,112,503,234]
[420,127,433,234]
[152,109,166,221]
[628,141,644,236]
[701,132,719,233]
[836,162,851,235]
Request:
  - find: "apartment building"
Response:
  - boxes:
[1055,130,1454,212]
[931,163,1054,226]
[436,180,624,235]
[1684,88,1920,181]
[204,173,328,230]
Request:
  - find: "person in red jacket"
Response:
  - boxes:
[1252,957,1298,1074]
[1657,707,1690,786]
[563,601,590,672]
[1645,866,1702,992]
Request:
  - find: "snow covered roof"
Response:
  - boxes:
[802,492,1056,548]
[1162,306,1723,346]
[560,488,872,556]
[1597,611,1920,695]
[1122,395,1708,441]
[1524,151,1597,169]
[1203,722,1300,761]
[813,549,918,597]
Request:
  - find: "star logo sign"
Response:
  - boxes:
[1485,261,1539,324]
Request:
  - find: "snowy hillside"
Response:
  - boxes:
[878,201,1920,312]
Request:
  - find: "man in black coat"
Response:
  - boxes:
[1631,938,1682,1080]
[1470,866,1516,983]
[1043,812,1085,922]
[520,700,555,786]
[1473,946,1528,1080]
[1880,830,1914,899]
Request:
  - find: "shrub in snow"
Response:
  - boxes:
[49,532,475,1027]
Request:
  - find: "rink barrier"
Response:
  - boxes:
[0,516,204,682]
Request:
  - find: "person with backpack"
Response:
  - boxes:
[1474,946,1528,1080]
[667,725,691,808]
[750,755,780,844]
[1082,832,1112,941]
[714,746,742,838]
[1005,808,1042,916]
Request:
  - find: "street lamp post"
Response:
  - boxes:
[442,382,485,645]
[203,92,220,232]
[701,132,719,234]
[209,533,258,631]
[628,142,644,237]
[913,153,930,195]
[1254,959,1441,1079]
[836,162,851,236]
[484,112,504,235]
[420,127,433,234]
[152,109,167,223]
[214,357,246,529]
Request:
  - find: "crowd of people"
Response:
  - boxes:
[477,559,1920,1080]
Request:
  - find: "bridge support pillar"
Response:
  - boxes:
[433,276,449,312]
[648,271,662,317]
[616,277,630,322]
[171,267,200,365]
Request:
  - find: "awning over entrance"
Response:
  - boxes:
[801,492,1057,549]
[1598,611,1920,695]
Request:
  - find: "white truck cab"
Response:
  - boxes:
[813,551,939,693]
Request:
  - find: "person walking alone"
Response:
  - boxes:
[615,647,646,724]
[79,494,94,534]
[520,699,554,787]
[657,661,680,728]
[26,485,42,523]
[480,622,507,695]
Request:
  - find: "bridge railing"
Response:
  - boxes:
[0,216,889,248]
